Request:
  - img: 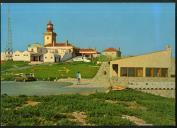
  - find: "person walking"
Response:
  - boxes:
[76,71,81,85]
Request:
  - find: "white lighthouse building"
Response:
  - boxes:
[12,21,74,63]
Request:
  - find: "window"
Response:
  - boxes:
[161,68,168,77]
[153,68,159,77]
[136,68,143,77]
[121,67,143,77]
[146,68,151,77]
[120,67,127,77]
[128,68,135,77]
[146,68,168,77]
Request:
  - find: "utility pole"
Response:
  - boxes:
[5,4,13,61]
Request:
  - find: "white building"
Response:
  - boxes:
[11,21,74,63]
[13,50,31,61]
[1,52,6,61]
[102,48,121,59]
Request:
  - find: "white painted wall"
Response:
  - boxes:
[1,52,6,61]
[45,46,73,62]
[13,51,31,62]
[44,52,54,63]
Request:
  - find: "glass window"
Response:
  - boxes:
[120,67,127,77]
[136,68,143,77]
[146,68,151,77]
[153,68,159,77]
[161,68,168,77]
[157,68,161,77]
[146,68,168,77]
[128,68,135,77]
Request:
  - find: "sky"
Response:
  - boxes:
[1,3,175,57]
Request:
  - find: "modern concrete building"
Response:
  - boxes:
[110,46,175,78]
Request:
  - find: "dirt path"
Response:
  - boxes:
[122,115,153,126]
[105,100,147,111]
[67,111,93,126]
[71,112,87,125]
[15,100,40,110]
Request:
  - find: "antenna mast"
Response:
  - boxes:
[5,4,13,60]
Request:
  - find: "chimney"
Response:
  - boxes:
[66,40,69,45]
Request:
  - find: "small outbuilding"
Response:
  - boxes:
[102,47,121,59]
[79,48,97,58]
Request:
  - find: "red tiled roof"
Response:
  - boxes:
[104,48,118,52]
[44,43,72,47]
[79,48,97,53]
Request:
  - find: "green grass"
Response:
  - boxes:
[1,61,100,81]
[1,61,29,71]
[1,89,175,126]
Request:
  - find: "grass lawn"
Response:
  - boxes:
[1,89,175,126]
[1,61,29,71]
[1,61,100,81]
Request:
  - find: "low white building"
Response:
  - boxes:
[1,52,6,61]
[13,51,29,62]
[102,48,121,59]
[12,50,32,62]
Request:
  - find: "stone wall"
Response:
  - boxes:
[110,77,175,98]
[139,89,175,98]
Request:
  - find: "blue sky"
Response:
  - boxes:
[1,3,175,57]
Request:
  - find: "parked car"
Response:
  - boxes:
[15,73,36,82]
[72,56,91,62]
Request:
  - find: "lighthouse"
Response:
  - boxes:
[44,21,57,46]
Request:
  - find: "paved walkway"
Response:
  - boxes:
[57,78,109,89]
[58,62,111,89]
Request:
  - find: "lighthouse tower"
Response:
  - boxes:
[44,21,57,46]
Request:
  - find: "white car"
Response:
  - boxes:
[73,56,91,62]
